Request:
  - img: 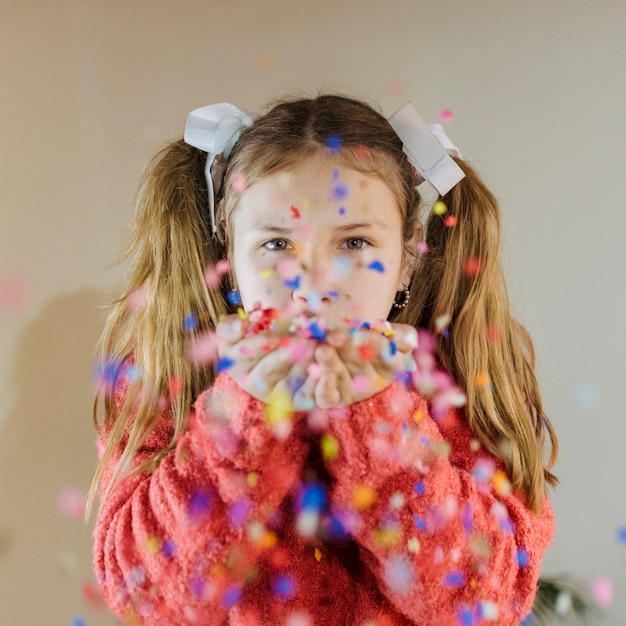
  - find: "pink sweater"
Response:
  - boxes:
[93,372,554,625]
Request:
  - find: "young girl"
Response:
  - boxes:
[91,94,558,626]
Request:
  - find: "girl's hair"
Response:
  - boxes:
[89,93,557,515]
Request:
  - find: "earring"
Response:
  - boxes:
[392,287,410,309]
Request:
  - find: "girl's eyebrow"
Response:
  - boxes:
[250,224,294,234]
[335,219,390,232]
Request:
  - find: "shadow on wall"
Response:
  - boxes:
[0,289,120,626]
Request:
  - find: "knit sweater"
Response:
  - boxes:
[93,372,554,626]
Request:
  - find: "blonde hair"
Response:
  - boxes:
[89,94,557,515]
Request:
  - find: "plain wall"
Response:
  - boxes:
[1,1,625,624]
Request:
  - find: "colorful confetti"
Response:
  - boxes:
[440,109,455,122]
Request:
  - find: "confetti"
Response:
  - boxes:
[188,489,212,521]
[366,260,385,273]
[273,574,297,599]
[383,555,414,595]
[227,290,242,306]
[231,171,247,193]
[555,591,572,615]
[258,55,276,69]
[444,215,457,227]
[186,331,219,366]
[333,182,349,200]
[183,312,198,331]
[320,433,339,461]
[126,285,148,310]
[354,145,370,161]
[463,257,482,277]
[432,200,447,215]
[72,618,87,626]
[352,484,377,510]
[57,486,86,519]
[440,109,455,122]
[222,584,243,609]
[314,548,322,562]
[326,134,342,153]
[204,261,230,289]
[591,577,613,606]
[516,548,529,567]
[0,272,28,311]
[416,241,429,253]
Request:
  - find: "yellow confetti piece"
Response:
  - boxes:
[264,388,294,425]
[433,200,447,215]
[352,484,377,510]
[492,470,512,496]
[314,548,322,562]
[258,530,277,550]
[259,269,273,279]
[236,306,247,320]
[247,471,259,487]
[470,439,481,452]
[320,433,339,461]
[373,527,402,548]
[145,535,161,554]
[412,408,423,423]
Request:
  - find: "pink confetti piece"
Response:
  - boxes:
[187,331,220,365]
[416,242,429,253]
[231,172,247,193]
[57,486,86,518]
[0,272,28,311]
[591,577,613,606]
[126,285,149,310]
[204,261,230,289]
[440,109,455,122]
[277,257,299,279]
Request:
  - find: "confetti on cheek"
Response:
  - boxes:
[231,171,247,193]
[440,109,455,122]
[444,215,457,227]
[57,487,86,519]
[366,259,385,273]
[277,257,299,279]
[591,577,613,606]
[290,205,301,219]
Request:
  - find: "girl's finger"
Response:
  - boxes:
[314,371,341,409]
[216,314,249,344]
[389,323,418,354]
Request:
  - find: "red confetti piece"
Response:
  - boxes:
[57,486,86,519]
[354,145,370,161]
[168,376,183,397]
[290,205,301,219]
[444,215,457,227]
[82,580,106,608]
[358,344,375,362]
[463,257,482,277]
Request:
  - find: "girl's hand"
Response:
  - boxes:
[216,314,317,412]
[313,323,417,409]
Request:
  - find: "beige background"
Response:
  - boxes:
[1,0,626,624]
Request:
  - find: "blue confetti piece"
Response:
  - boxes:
[414,480,425,495]
[226,290,242,306]
[273,574,297,599]
[327,290,339,299]
[333,183,349,200]
[388,340,398,356]
[188,489,212,519]
[300,482,327,511]
[443,571,465,588]
[222,584,243,609]
[325,513,349,540]
[338,206,346,215]
[462,503,473,533]
[456,608,476,626]
[333,168,340,179]
[517,548,529,567]
[413,514,426,531]
[283,276,301,290]
[367,260,385,273]
[216,356,235,373]
[617,526,626,544]
[183,312,197,331]
[309,320,326,340]
[161,539,176,558]
[72,619,87,626]
[327,135,342,153]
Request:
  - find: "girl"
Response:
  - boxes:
[90,94,558,626]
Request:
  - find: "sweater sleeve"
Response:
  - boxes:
[323,381,555,626]
[93,372,309,626]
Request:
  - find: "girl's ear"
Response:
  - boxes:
[398,221,423,289]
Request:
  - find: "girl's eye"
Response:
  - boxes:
[264,239,292,251]
[341,237,367,250]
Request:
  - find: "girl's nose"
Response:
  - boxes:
[290,254,332,312]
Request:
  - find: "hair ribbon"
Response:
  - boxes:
[184,103,256,234]
[388,102,465,196]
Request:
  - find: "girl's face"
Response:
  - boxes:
[231,155,414,328]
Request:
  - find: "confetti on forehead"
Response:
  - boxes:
[231,171,247,194]
[326,134,342,154]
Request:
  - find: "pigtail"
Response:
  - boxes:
[409,159,558,513]
[88,140,229,514]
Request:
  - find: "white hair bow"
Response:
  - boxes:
[184,103,256,234]
[388,102,465,196]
